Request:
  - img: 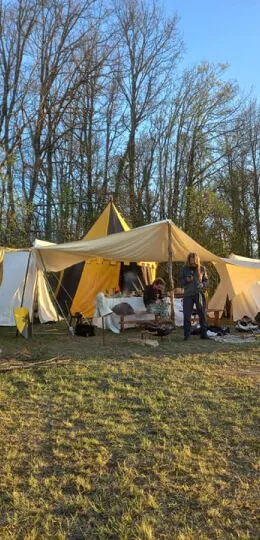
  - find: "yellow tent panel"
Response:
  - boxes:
[55,201,156,317]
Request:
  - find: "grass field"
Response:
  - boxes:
[0,323,259,539]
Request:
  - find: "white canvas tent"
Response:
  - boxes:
[0,249,59,326]
[230,254,260,264]
[209,254,260,321]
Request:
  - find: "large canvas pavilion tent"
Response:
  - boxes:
[34,219,260,321]
[0,249,58,326]
[55,200,156,318]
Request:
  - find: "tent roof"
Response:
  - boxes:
[84,201,130,240]
[221,257,260,269]
[229,253,260,267]
[34,219,222,272]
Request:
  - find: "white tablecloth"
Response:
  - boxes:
[93,296,184,331]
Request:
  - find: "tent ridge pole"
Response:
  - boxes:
[16,251,32,338]
[167,221,175,324]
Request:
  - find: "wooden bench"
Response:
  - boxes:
[205,309,221,326]
[120,311,159,333]
[180,309,222,326]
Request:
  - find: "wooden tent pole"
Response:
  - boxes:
[16,250,32,338]
[20,251,32,309]
[167,221,175,324]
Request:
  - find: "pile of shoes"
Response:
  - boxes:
[191,323,230,337]
[207,325,230,336]
[206,329,218,338]
[235,315,259,333]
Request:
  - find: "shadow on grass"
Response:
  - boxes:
[0,321,259,368]
[0,323,259,539]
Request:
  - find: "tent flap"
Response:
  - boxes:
[0,250,58,326]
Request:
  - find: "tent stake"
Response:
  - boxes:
[102,316,105,345]
[167,221,175,324]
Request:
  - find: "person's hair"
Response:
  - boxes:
[186,252,203,281]
[153,277,165,287]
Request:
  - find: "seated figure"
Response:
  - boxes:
[143,278,168,318]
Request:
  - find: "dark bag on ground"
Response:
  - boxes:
[75,323,95,337]
[74,313,95,337]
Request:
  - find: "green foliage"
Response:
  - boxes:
[185,187,232,256]
[0,199,32,248]
[0,0,259,255]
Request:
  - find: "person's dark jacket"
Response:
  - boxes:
[143,285,163,307]
[180,265,208,297]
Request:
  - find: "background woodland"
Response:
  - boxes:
[0,0,259,257]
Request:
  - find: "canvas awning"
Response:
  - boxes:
[33,219,221,272]
[33,222,260,320]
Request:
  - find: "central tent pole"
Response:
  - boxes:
[167,221,175,324]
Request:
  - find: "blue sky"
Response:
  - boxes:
[163,0,260,97]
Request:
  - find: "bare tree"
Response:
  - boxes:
[246,100,260,256]
[112,0,183,225]
[22,0,100,237]
[0,0,38,232]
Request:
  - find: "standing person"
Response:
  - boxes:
[143,278,168,317]
[180,253,209,341]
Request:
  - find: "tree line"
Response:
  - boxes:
[0,0,259,257]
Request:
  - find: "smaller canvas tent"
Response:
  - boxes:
[0,249,58,326]
[209,254,260,321]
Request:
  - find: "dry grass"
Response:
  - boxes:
[0,323,259,539]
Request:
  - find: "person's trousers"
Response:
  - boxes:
[183,294,207,338]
